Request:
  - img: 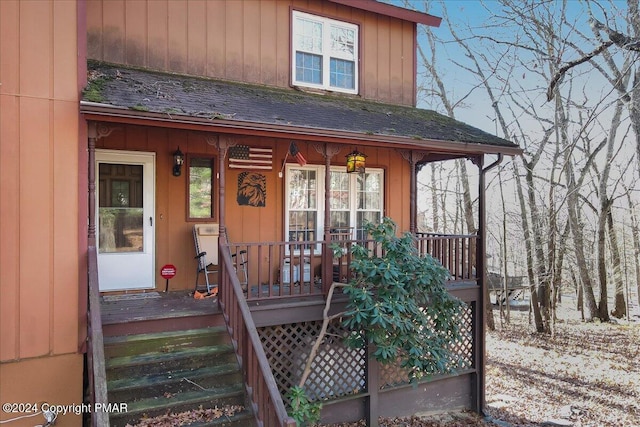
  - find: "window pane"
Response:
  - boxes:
[289,169,317,209]
[295,17,323,53]
[357,173,381,210]
[330,25,355,58]
[98,163,144,253]
[329,171,349,210]
[189,157,214,218]
[330,211,350,229]
[357,211,381,239]
[289,211,317,250]
[330,58,355,89]
[296,52,323,84]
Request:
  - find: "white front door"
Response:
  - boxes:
[96,150,155,291]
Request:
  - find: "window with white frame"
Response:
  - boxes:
[292,11,359,94]
[285,165,383,252]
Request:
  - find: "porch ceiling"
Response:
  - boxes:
[81,61,521,157]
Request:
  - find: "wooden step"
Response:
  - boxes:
[104,326,229,358]
[107,363,243,402]
[104,325,255,427]
[108,387,250,427]
[106,344,236,380]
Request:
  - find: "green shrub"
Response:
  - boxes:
[341,217,464,381]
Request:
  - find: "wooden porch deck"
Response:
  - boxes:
[100,291,223,335]
[100,289,336,333]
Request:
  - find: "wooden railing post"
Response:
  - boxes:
[87,246,110,427]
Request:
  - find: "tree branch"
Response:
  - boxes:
[297,282,348,388]
[547,41,614,101]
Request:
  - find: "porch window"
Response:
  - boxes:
[188,156,216,220]
[285,165,383,251]
[292,11,358,94]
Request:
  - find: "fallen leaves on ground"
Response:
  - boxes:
[485,307,639,426]
[318,303,640,427]
[125,405,244,426]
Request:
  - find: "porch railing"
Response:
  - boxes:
[218,235,296,427]
[415,233,479,283]
[226,233,478,302]
[87,246,110,427]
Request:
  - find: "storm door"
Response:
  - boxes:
[96,150,155,291]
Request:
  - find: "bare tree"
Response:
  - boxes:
[547,0,640,173]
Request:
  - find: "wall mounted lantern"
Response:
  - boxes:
[173,147,184,176]
[346,150,366,173]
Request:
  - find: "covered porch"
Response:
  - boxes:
[82,62,520,426]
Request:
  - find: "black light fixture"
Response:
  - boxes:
[173,147,184,176]
[346,149,366,173]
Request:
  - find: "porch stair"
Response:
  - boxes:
[104,326,256,427]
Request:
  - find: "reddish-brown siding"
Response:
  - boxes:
[86,0,418,106]
[0,0,83,423]
[96,127,411,291]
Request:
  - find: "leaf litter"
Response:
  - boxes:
[318,304,639,427]
[123,304,639,427]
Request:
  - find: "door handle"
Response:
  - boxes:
[150,217,153,226]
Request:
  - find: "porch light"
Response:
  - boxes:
[173,147,184,176]
[346,150,366,173]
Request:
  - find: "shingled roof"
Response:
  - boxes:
[81,61,520,156]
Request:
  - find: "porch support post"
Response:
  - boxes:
[398,150,426,235]
[215,135,232,240]
[473,153,503,413]
[314,143,341,294]
[87,122,115,247]
[87,124,97,247]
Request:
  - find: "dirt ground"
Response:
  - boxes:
[320,300,640,427]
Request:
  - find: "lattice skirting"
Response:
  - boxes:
[258,302,475,404]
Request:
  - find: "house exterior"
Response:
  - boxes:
[0,1,521,426]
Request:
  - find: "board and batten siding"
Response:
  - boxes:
[86,0,418,106]
[0,0,84,425]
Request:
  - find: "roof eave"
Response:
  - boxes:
[80,102,523,157]
[327,0,442,27]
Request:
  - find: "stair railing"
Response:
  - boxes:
[219,235,296,427]
[87,246,110,427]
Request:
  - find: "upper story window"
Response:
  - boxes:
[292,11,359,94]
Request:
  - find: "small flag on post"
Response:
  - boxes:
[289,142,307,166]
[228,145,273,170]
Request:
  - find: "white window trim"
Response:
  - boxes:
[284,164,384,254]
[291,10,359,94]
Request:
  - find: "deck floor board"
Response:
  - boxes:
[101,291,219,325]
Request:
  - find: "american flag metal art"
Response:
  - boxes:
[228,145,273,170]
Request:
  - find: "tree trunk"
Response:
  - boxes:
[513,161,544,332]
[597,204,611,321]
[565,160,598,321]
[574,269,584,321]
[625,189,640,310]
[607,210,627,318]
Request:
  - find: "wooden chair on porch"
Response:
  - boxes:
[193,224,220,294]
[193,224,249,295]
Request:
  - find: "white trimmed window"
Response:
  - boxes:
[292,11,359,94]
[285,165,383,252]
